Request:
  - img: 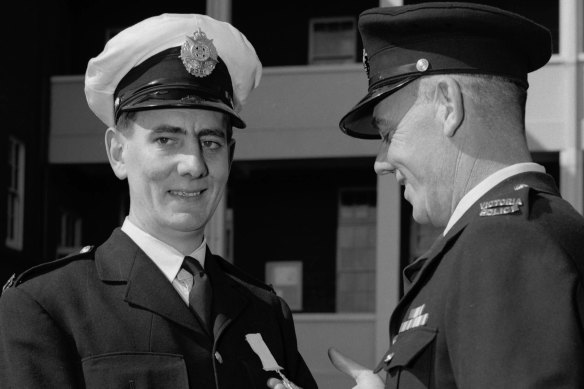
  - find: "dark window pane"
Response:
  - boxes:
[64,0,207,74]
[228,158,376,313]
[232,0,379,66]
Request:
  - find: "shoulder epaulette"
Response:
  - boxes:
[214,255,276,294]
[478,184,530,218]
[2,245,97,294]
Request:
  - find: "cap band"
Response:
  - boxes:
[368,35,529,91]
[114,46,236,124]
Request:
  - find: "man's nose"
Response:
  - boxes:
[374,143,394,175]
[177,145,208,178]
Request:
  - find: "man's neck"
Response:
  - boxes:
[127,215,204,256]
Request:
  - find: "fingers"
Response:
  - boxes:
[266,377,301,389]
[328,347,370,380]
[328,347,386,388]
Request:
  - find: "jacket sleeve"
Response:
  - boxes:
[0,286,82,388]
[276,296,319,389]
[444,221,584,388]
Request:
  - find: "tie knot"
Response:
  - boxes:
[182,256,205,277]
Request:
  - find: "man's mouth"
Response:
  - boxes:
[169,190,205,197]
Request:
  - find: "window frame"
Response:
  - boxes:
[6,136,26,251]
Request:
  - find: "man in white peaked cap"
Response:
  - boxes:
[0,13,317,389]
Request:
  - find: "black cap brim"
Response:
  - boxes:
[121,94,246,128]
[339,76,419,139]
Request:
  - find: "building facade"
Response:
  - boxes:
[4,0,584,387]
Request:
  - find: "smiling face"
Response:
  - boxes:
[372,80,456,227]
[107,108,232,251]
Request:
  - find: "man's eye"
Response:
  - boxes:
[201,140,223,150]
[155,137,172,145]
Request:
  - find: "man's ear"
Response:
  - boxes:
[105,127,128,180]
[228,139,236,168]
[435,77,464,137]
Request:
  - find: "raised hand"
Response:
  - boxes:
[266,377,302,389]
[328,347,385,389]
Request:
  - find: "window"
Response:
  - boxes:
[228,158,376,312]
[336,188,376,312]
[6,137,25,250]
[308,17,357,65]
[56,210,82,257]
[232,0,378,66]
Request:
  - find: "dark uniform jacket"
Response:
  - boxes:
[0,228,317,389]
[374,172,584,388]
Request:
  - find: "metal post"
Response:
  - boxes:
[559,0,583,213]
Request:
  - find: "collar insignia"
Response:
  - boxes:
[180,29,219,78]
[479,198,523,217]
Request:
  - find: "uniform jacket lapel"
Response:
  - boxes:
[94,229,207,338]
[392,172,560,334]
[204,249,250,340]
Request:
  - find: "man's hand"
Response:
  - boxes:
[267,377,302,389]
[328,347,385,389]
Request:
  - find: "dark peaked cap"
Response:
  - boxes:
[339,2,552,139]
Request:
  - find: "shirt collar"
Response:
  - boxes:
[443,163,546,236]
[121,217,207,282]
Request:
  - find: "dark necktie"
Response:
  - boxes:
[181,256,213,333]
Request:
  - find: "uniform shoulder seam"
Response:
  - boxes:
[2,245,97,293]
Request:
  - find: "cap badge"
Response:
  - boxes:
[362,49,370,78]
[180,29,219,78]
[416,58,430,72]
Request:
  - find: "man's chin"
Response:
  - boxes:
[411,205,431,226]
[164,214,209,233]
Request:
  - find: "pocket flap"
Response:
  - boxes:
[82,352,189,389]
[374,327,437,373]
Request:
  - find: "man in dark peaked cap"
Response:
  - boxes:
[0,13,317,389]
[324,2,584,389]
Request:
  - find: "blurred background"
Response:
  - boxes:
[1,0,580,387]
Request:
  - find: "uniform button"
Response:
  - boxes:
[214,351,223,364]
[384,353,394,363]
[392,336,398,345]
[80,245,93,253]
[416,58,429,72]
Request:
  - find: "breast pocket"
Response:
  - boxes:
[376,327,437,389]
[82,352,189,389]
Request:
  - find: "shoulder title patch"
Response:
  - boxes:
[479,198,523,217]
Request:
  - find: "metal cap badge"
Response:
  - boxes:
[85,13,262,129]
[180,28,219,78]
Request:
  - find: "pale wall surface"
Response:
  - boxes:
[50,61,577,164]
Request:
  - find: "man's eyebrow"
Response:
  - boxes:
[150,126,226,138]
[151,125,185,135]
[198,128,227,138]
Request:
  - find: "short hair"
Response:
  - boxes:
[115,110,234,141]
[416,74,527,124]
[115,111,137,133]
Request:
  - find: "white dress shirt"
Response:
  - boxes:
[121,217,206,304]
[443,163,546,236]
